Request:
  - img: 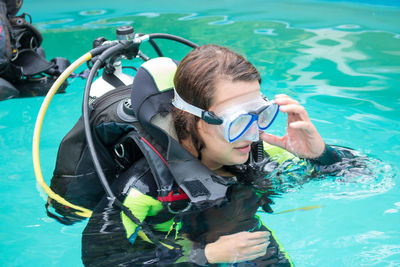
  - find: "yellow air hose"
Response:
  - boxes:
[32,52,93,218]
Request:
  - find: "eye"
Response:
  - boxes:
[258,104,278,129]
[229,114,252,139]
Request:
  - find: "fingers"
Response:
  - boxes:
[245,231,270,245]
[245,237,270,250]
[235,231,270,250]
[279,104,305,115]
[288,121,314,133]
[268,94,325,158]
[236,231,270,262]
[236,242,269,263]
[223,231,270,242]
[260,132,286,148]
[274,94,298,104]
[207,231,271,264]
[247,231,270,240]
[247,241,270,257]
[275,94,310,120]
[280,104,310,121]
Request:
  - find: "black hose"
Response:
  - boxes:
[137,33,163,57]
[149,38,163,57]
[83,61,116,200]
[90,42,119,57]
[148,33,198,48]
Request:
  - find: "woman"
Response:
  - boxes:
[82,45,348,266]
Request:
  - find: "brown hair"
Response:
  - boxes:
[172,44,261,158]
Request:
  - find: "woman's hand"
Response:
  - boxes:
[204,231,270,263]
[261,94,325,159]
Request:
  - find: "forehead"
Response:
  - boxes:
[211,80,261,111]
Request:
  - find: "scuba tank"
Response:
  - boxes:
[90,26,135,99]
[90,61,133,98]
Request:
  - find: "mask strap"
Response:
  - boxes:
[172,88,223,125]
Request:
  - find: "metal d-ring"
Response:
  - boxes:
[167,202,192,214]
[114,143,125,158]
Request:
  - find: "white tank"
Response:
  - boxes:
[90,61,134,98]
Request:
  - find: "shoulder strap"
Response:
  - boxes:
[130,57,231,211]
[116,128,175,198]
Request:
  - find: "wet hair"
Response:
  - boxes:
[172,44,261,158]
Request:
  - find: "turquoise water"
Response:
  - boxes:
[1,0,399,266]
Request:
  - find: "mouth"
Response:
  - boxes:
[233,143,252,154]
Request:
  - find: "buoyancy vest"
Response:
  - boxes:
[49,86,137,223]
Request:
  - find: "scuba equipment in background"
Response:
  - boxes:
[0,0,21,16]
[33,24,198,225]
[0,0,73,101]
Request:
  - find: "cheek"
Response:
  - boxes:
[200,124,231,152]
[204,124,225,143]
[206,129,236,161]
[200,124,250,166]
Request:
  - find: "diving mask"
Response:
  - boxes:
[172,88,279,143]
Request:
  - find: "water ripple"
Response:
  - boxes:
[287,27,386,92]
[254,28,278,36]
[359,244,400,266]
[177,13,234,25]
[136,12,160,18]
[316,161,396,200]
[79,10,107,16]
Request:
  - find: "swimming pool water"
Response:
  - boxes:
[0,0,399,266]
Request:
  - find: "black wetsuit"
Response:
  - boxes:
[82,143,360,266]
[82,154,296,266]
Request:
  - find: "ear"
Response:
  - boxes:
[196,118,208,135]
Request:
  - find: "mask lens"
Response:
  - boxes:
[258,103,278,129]
[228,114,252,140]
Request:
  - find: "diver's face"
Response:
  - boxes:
[198,79,261,171]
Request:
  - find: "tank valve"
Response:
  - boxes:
[116,25,135,41]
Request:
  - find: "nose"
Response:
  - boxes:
[248,120,259,134]
[239,120,260,142]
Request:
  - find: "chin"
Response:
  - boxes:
[231,153,250,165]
